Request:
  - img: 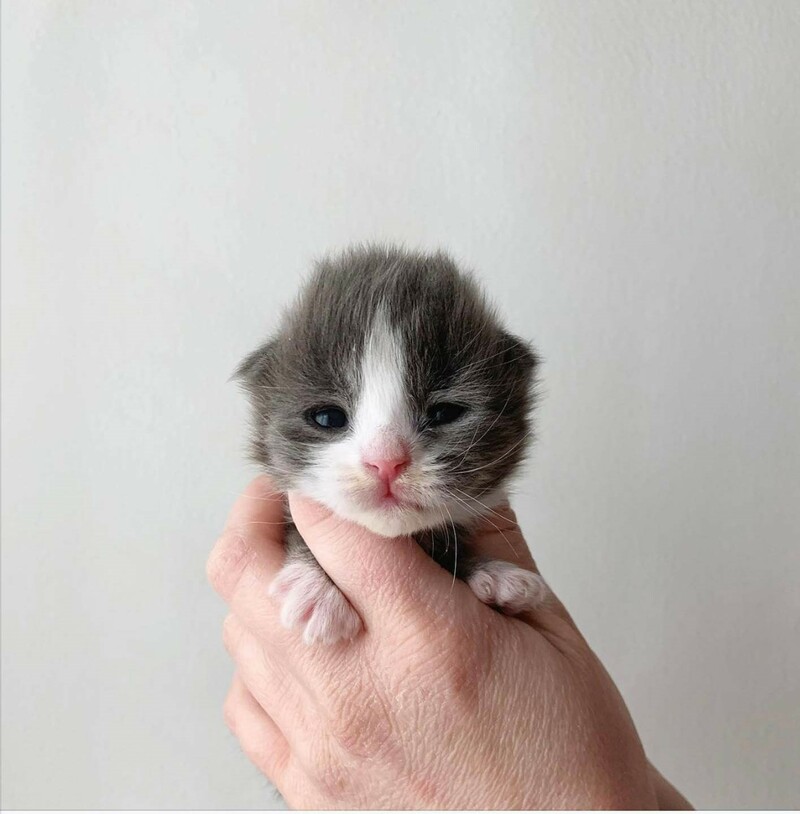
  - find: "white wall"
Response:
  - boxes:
[2,0,799,808]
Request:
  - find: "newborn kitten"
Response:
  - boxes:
[237,245,547,644]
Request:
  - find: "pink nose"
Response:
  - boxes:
[363,454,410,484]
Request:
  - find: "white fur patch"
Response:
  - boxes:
[354,310,411,442]
[269,560,362,645]
[467,560,548,615]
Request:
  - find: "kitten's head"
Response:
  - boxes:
[237,245,538,537]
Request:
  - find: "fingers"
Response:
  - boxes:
[224,672,291,788]
[207,476,286,602]
[207,476,287,635]
[222,613,313,739]
[287,491,451,628]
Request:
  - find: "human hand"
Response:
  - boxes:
[208,476,690,809]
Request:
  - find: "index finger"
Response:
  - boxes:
[206,476,286,604]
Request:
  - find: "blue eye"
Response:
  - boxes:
[310,407,348,429]
[427,403,466,427]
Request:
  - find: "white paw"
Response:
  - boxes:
[467,560,548,615]
[268,560,362,645]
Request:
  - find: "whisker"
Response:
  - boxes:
[449,486,511,525]
[452,345,513,375]
[442,500,458,591]
[441,489,518,558]
[434,502,449,559]
[453,432,532,476]
[231,489,286,502]
[453,390,513,469]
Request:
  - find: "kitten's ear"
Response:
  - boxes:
[233,339,277,392]
[502,332,539,380]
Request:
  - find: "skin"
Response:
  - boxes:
[208,476,692,809]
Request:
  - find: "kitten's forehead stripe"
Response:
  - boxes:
[354,310,411,443]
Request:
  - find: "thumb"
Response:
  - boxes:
[287,492,450,628]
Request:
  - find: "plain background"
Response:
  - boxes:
[2,0,799,808]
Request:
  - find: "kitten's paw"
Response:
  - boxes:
[268,560,362,645]
[467,560,548,615]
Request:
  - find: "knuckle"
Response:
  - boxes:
[439,651,484,710]
[448,621,488,669]
[207,530,254,600]
[393,619,489,714]
[222,692,238,733]
[443,630,491,699]
[222,613,245,655]
[331,697,392,757]
[324,669,396,759]
[307,739,352,799]
[277,772,311,810]
[247,736,284,778]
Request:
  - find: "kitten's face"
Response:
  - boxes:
[238,247,537,537]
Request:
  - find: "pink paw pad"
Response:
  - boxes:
[268,561,362,645]
[467,560,548,615]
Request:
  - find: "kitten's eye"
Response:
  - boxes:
[310,407,348,429]
[427,402,467,427]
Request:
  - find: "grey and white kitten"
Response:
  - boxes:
[237,245,547,644]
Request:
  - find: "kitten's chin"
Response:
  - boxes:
[334,502,437,538]
[321,490,511,538]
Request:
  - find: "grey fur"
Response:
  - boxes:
[236,244,539,583]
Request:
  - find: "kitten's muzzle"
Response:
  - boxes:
[361,433,411,490]
[362,454,410,485]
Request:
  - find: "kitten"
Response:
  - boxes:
[236,245,547,644]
